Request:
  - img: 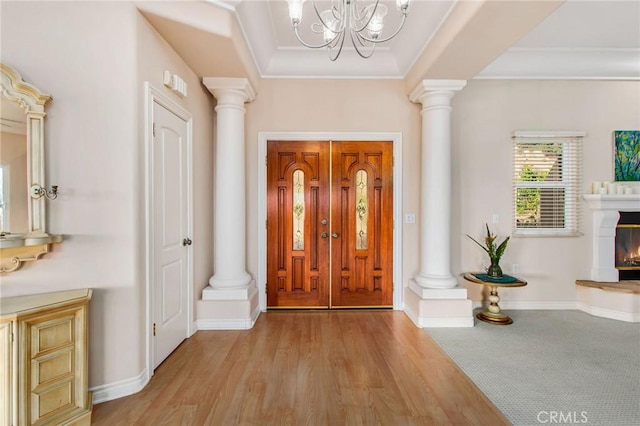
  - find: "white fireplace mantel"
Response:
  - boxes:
[583,194,640,282]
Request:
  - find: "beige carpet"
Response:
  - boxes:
[426,310,640,426]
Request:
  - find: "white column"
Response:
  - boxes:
[404,80,472,328]
[409,80,466,289]
[202,78,255,298]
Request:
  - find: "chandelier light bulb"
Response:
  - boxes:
[367,6,387,39]
[396,0,410,12]
[289,0,304,25]
[320,10,338,42]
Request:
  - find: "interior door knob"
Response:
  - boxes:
[182,238,192,246]
[332,233,339,239]
[321,232,328,239]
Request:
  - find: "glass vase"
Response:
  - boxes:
[487,258,503,278]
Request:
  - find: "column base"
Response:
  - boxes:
[404,279,474,328]
[202,284,254,300]
[208,271,252,289]
[196,282,260,330]
[413,273,458,289]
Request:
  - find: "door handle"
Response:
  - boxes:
[332,233,339,239]
[321,232,328,239]
[182,238,192,246]
[321,219,328,225]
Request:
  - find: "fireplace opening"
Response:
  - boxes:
[615,211,640,281]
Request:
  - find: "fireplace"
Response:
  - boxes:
[583,193,640,282]
[579,194,640,323]
[616,212,640,280]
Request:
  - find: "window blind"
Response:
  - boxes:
[511,131,585,237]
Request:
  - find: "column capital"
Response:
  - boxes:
[202,77,256,104]
[409,79,467,105]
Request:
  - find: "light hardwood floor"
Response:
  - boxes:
[92,311,508,425]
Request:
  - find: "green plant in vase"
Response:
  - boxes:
[467,224,510,278]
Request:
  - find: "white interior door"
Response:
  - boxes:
[152,100,190,370]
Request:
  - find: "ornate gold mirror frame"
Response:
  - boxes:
[0,63,62,272]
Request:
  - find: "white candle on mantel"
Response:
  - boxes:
[592,181,601,194]
[607,183,617,194]
[617,185,625,195]
[599,187,607,195]
[624,187,633,195]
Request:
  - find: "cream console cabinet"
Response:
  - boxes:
[0,289,92,425]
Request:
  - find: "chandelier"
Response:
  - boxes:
[287,0,411,60]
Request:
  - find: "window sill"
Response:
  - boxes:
[512,230,583,238]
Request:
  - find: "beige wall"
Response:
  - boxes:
[452,80,640,303]
[0,131,28,232]
[245,79,423,292]
[136,12,216,324]
[1,1,215,390]
[1,0,141,387]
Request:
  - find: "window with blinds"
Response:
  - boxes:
[511,131,585,236]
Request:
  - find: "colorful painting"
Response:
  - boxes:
[614,130,640,181]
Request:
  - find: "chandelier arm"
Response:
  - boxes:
[293,25,337,49]
[350,29,376,59]
[312,0,347,34]
[350,0,381,33]
[352,27,371,48]
[328,31,346,61]
[330,4,341,21]
[356,13,408,44]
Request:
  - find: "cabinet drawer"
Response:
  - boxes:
[29,314,76,358]
[31,379,74,424]
[34,349,73,387]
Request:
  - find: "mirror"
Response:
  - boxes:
[1,97,29,234]
[0,63,62,272]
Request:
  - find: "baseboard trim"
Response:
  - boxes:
[403,303,421,327]
[90,368,149,404]
[577,302,640,323]
[470,300,639,322]
[472,301,579,310]
[196,305,261,330]
[403,304,474,328]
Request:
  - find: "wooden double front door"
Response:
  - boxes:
[267,140,393,308]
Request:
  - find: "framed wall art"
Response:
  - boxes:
[614,130,640,182]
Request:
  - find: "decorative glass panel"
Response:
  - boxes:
[292,170,305,250]
[355,170,368,250]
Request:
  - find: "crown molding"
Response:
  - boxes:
[476,48,640,80]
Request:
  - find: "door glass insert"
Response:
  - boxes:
[355,169,368,250]
[293,169,305,250]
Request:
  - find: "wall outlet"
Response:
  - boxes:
[405,214,416,224]
[512,263,520,273]
[492,213,499,224]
